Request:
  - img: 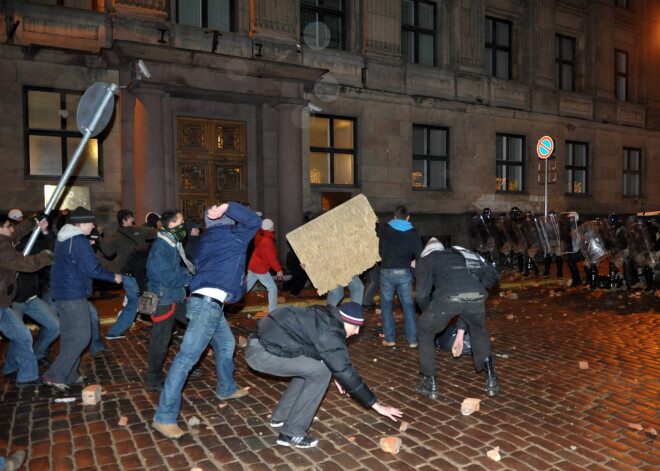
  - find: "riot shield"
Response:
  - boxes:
[558,212,579,254]
[625,219,658,268]
[594,219,624,267]
[495,213,525,254]
[573,221,607,265]
[535,214,561,257]
[469,214,494,254]
[516,213,543,258]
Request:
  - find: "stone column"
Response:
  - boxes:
[276,103,303,256]
[450,0,484,73]
[132,87,167,220]
[528,0,555,87]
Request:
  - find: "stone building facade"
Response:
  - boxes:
[1,0,659,251]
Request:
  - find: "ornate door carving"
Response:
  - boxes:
[177,117,247,225]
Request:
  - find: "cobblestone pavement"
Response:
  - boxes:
[0,278,658,470]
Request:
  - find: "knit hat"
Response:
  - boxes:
[421,237,445,258]
[145,212,161,228]
[339,302,364,326]
[69,206,96,224]
[8,209,22,220]
[261,219,274,231]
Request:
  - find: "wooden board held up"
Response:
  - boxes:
[286,194,379,296]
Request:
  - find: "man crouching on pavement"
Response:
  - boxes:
[245,302,403,448]
[151,202,261,440]
[414,238,501,399]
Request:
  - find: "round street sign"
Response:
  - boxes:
[537,136,554,159]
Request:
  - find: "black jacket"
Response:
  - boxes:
[379,223,422,269]
[256,305,377,408]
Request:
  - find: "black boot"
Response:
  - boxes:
[556,257,563,278]
[415,375,439,399]
[484,355,499,397]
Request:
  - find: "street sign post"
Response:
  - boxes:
[537,136,555,217]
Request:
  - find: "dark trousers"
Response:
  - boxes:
[44,299,91,384]
[418,298,491,377]
[283,251,309,295]
[362,264,381,306]
[245,337,331,437]
[146,302,188,387]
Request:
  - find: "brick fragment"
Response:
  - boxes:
[507,293,518,300]
[461,398,481,416]
[82,385,102,405]
[398,421,410,432]
[487,446,501,461]
[117,416,128,426]
[238,335,248,348]
[277,296,285,303]
[578,361,589,369]
[506,314,514,320]
[627,423,643,431]
[347,436,356,441]
[380,436,402,454]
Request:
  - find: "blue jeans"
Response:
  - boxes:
[246,270,278,312]
[106,276,139,337]
[326,275,364,307]
[11,296,59,360]
[1,306,39,382]
[154,296,239,424]
[88,302,105,355]
[380,268,418,344]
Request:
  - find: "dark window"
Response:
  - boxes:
[177,0,233,31]
[566,141,588,194]
[412,125,448,189]
[485,17,512,79]
[402,0,436,66]
[495,134,524,192]
[24,88,102,179]
[623,147,641,197]
[556,34,576,91]
[309,115,356,185]
[301,0,345,50]
[615,49,628,101]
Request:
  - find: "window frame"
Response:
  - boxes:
[23,86,104,180]
[615,49,628,102]
[556,34,576,91]
[176,0,235,31]
[309,114,357,187]
[401,0,437,66]
[622,147,641,198]
[565,141,589,195]
[485,16,512,80]
[412,124,449,190]
[495,133,525,193]
[300,0,346,51]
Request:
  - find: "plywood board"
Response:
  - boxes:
[286,194,380,295]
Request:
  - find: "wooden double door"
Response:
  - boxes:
[177,117,247,225]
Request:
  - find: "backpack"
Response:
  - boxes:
[450,246,500,289]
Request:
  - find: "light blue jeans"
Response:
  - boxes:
[88,302,105,355]
[106,275,139,337]
[326,275,364,307]
[1,306,39,382]
[11,296,59,360]
[380,268,418,344]
[246,270,278,312]
[154,296,239,424]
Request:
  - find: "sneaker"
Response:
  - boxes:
[276,433,318,448]
[37,357,52,369]
[41,376,71,393]
[90,347,117,357]
[151,420,185,440]
[409,343,418,348]
[105,334,126,340]
[382,340,396,347]
[217,388,249,401]
[146,383,164,392]
[2,449,26,471]
[270,420,284,428]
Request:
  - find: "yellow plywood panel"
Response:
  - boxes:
[286,194,380,295]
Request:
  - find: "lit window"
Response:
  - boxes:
[486,17,511,79]
[309,115,356,185]
[623,148,641,197]
[301,0,345,50]
[495,134,524,192]
[566,141,588,194]
[412,125,448,189]
[24,88,102,179]
[556,34,576,91]
[402,0,436,66]
[177,0,233,31]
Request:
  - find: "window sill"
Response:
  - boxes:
[412,187,452,193]
[564,193,590,197]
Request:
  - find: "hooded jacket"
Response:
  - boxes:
[247,228,282,275]
[51,224,116,301]
[147,231,193,305]
[190,203,261,303]
[256,305,377,408]
[0,219,52,307]
[379,219,423,269]
[97,225,157,273]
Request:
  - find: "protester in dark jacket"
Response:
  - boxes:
[42,207,121,392]
[245,303,403,448]
[414,238,501,399]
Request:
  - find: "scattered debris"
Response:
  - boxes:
[118,416,128,426]
[646,427,657,437]
[380,437,402,454]
[578,361,589,369]
[375,308,382,315]
[398,421,410,432]
[549,290,556,297]
[238,335,248,348]
[506,314,514,320]
[347,436,356,441]
[628,423,644,431]
[495,353,509,359]
[219,403,227,408]
[277,296,286,303]
[191,468,203,471]
[461,398,481,416]
[570,445,577,451]
[54,397,77,403]
[507,293,519,301]
[188,416,201,427]
[373,358,378,362]
[82,384,103,405]
[486,446,501,461]
[490,336,496,341]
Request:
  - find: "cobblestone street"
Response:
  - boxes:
[0,278,658,470]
